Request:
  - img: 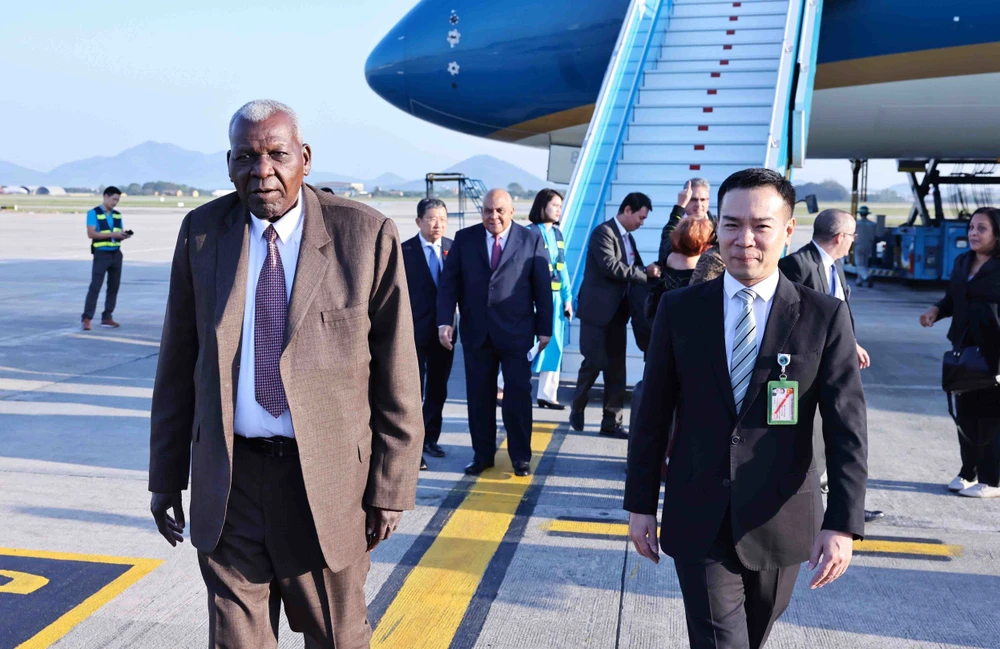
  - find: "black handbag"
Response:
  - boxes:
[941,346,998,395]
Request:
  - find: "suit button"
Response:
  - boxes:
[723,479,731,487]
[731,436,742,445]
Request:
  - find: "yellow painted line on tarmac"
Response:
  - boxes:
[545,519,628,537]
[372,422,559,649]
[854,539,963,558]
[0,547,162,649]
[543,522,965,559]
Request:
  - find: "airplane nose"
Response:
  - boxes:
[365,26,408,111]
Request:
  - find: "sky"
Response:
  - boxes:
[1,0,903,189]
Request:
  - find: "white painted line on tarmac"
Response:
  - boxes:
[0,378,153,399]
[0,401,149,417]
[64,333,159,347]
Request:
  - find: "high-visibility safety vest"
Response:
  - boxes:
[529,224,567,292]
[91,207,123,253]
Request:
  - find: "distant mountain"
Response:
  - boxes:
[0,145,552,194]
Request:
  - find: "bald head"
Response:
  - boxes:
[482,188,514,235]
[813,209,857,259]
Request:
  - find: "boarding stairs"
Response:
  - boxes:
[559,0,822,382]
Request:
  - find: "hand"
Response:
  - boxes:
[365,507,403,552]
[645,263,662,279]
[563,304,573,320]
[677,181,692,210]
[629,513,660,564]
[150,492,185,546]
[919,306,939,328]
[808,530,853,589]
[537,335,551,352]
[438,325,454,350]
[856,344,871,370]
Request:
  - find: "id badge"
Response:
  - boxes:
[767,380,799,425]
[767,353,798,426]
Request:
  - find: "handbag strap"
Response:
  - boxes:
[947,391,987,447]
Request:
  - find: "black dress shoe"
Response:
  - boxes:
[513,461,531,477]
[864,509,885,523]
[420,456,428,471]
[569,409,584,431]
[537,399,566,410]
[464,459,494,475]
[599,424,628,440]
[424,442,446,458]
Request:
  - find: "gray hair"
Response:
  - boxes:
[228,99,302,144]
[813,209,855,242]
[689,177,710,191]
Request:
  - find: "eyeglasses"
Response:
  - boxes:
[839,232,859,240]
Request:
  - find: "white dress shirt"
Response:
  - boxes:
[812,240,846,301]
[485,222,512,260]
[723,269,780,369]
[420,233,443,271]
[234,189,304,438]
[612,215,635,266]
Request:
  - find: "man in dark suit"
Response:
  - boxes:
[626,169,868,649]
[437,189,553,477]
[571,192,661,437]
[149,101,423,648]
[779,209,881,523]
[403,198,455,470]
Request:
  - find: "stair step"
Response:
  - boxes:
[621,142,766,163]
[671,1,790,19]
[662,28,785,47]
[657,43,785,60]
[653,58,779,73]
[642,70,778,89]
[667,14,789,32]
[632,105,773,124]
[637,87,776,106]
[616,162,750,183]
[628,124,770,143]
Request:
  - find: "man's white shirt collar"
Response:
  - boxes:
[250,188,304,243]
[723,269,780,303]
[812,240,837,269]
[419,233,442,248]
[613,215,630,239]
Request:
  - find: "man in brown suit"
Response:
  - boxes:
[149,100,424,648]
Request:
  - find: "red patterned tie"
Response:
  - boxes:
[490,234,502,271]
[255,225,289,418]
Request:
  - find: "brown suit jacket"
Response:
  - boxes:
[149,185,424,571]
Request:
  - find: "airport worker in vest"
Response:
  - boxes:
[82,186,131,330]
[854,206,877,288]
[526,189,573,409]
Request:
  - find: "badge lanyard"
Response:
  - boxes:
[767,353,799,425]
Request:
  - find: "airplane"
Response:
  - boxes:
[365,0,1000,166]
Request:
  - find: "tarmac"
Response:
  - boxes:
[0,201,998,649]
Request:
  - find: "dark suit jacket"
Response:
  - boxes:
[935,251,1000,361]
[149,185,424,572]
[402,235,453,347]
[624,273,868,570]
[577,218,647,327]
[778,241,850,301]
[436,222,553,352]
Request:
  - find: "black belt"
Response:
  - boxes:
[235,435,298,457]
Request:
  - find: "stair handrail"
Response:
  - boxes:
[789,0,824,170]
[764,0,807,172]
[560,0,666,296]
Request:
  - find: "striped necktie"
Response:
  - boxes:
[730,288,758,413]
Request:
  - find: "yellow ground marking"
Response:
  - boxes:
[0,570,49,595]
[545,519,628,537]
[372,422,559,649]
[0,548,162,649]
[64,333,160,347]
[854,539,963,558]
[544,522,965,559]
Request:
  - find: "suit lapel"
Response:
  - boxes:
[806,242,830,294]
[474,224,491,271]
[737,275,801,421]
[609,219,628,265]
[285,187,331,349]
[215,199,250,421]
[837,260,850,301]
[405,236,434,288]
[493,223,521,275]
[702,278,737,420]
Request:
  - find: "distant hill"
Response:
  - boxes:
[0,144,551,194]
